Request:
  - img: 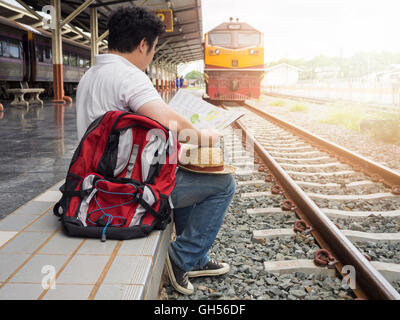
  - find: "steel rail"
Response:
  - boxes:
[223,103,400,300]
[243,102,400,189]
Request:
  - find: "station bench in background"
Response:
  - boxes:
[6,82,45,108]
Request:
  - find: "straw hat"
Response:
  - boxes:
[178,144,236,175]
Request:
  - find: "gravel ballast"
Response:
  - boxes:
[161,108,400,299]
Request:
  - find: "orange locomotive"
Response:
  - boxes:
[204,19,264,101]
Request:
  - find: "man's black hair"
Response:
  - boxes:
[107,6,165,54]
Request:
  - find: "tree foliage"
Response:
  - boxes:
[267,51,400,80]
[185,70,204,80]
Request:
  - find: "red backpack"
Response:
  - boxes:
[53,111,180,241]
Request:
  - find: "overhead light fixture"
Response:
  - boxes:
[167,1,172,9]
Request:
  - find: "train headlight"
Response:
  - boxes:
[215,49,220,55]
[249,49,255,55]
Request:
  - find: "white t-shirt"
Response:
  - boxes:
[76,54,162,140]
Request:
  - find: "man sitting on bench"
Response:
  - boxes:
[76,6,235,295]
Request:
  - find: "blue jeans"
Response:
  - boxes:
[168,169,236,272]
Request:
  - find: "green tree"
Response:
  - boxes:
[185,70,204,80]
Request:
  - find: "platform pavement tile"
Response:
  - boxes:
[0,192,40,219]
[33,190,62,202]
[0,213,39,232]
[143,226,171,299]
[10,254,69,283]
[49,180,65,191]
[0,231,53,254]
[0,283,45,300]
[41,284,94,300]
[102,255,152,286]
[94,284,144,300]
[38,232,83,255]
[0,253,30,282]
[77,238,119,255]
[56,255,109,285]
[118,231,162,257]
[25,212,62,232]
[0,231,18,247]
[9,201,54,216]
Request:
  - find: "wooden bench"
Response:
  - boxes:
[6,82,45,107]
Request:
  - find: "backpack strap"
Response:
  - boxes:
[60,188,94,198]
[136,192,168,221]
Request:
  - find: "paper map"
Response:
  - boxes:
[168,90,245,130]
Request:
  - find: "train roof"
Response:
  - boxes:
[207,21,262,34]
[0,15,90,51]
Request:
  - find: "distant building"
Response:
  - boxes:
[262,63,302,86]
[366,65,400,83]
[314,66,341,80]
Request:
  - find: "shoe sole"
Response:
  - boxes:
[188,263,230,278]
[166,253,194,295]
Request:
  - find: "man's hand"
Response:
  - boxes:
[137,99,221,146]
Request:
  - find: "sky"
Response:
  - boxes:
[4,0,400,75]
[180,0,400,75]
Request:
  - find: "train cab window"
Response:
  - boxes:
[70,54,77,67]
[237,33,260,47]
[208,33,232,46]
[84,59,90,68]
[63,53,69,65]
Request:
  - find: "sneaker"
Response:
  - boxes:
[187,259,230,278]
[166,252,194,295]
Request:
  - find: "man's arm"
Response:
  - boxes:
[137,99,221,146]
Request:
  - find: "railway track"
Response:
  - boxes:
[162,99,400,300]
[221,101,400,300]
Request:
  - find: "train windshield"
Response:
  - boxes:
[208,33,232,46]
[237,33,260,47]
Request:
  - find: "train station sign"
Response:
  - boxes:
[154,9,173,32]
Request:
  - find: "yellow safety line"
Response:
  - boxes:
[37,239,86,300]
[0,227,61,289]
[88,240,123,300]
[0,205,54,251]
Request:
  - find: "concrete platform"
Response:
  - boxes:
[0,91,178,300]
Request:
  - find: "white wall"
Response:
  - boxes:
[262,65,299,86]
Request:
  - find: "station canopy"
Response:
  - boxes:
[0,0,204,63]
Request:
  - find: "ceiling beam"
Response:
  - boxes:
[61,0,95,27]
[90,0,139,8]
